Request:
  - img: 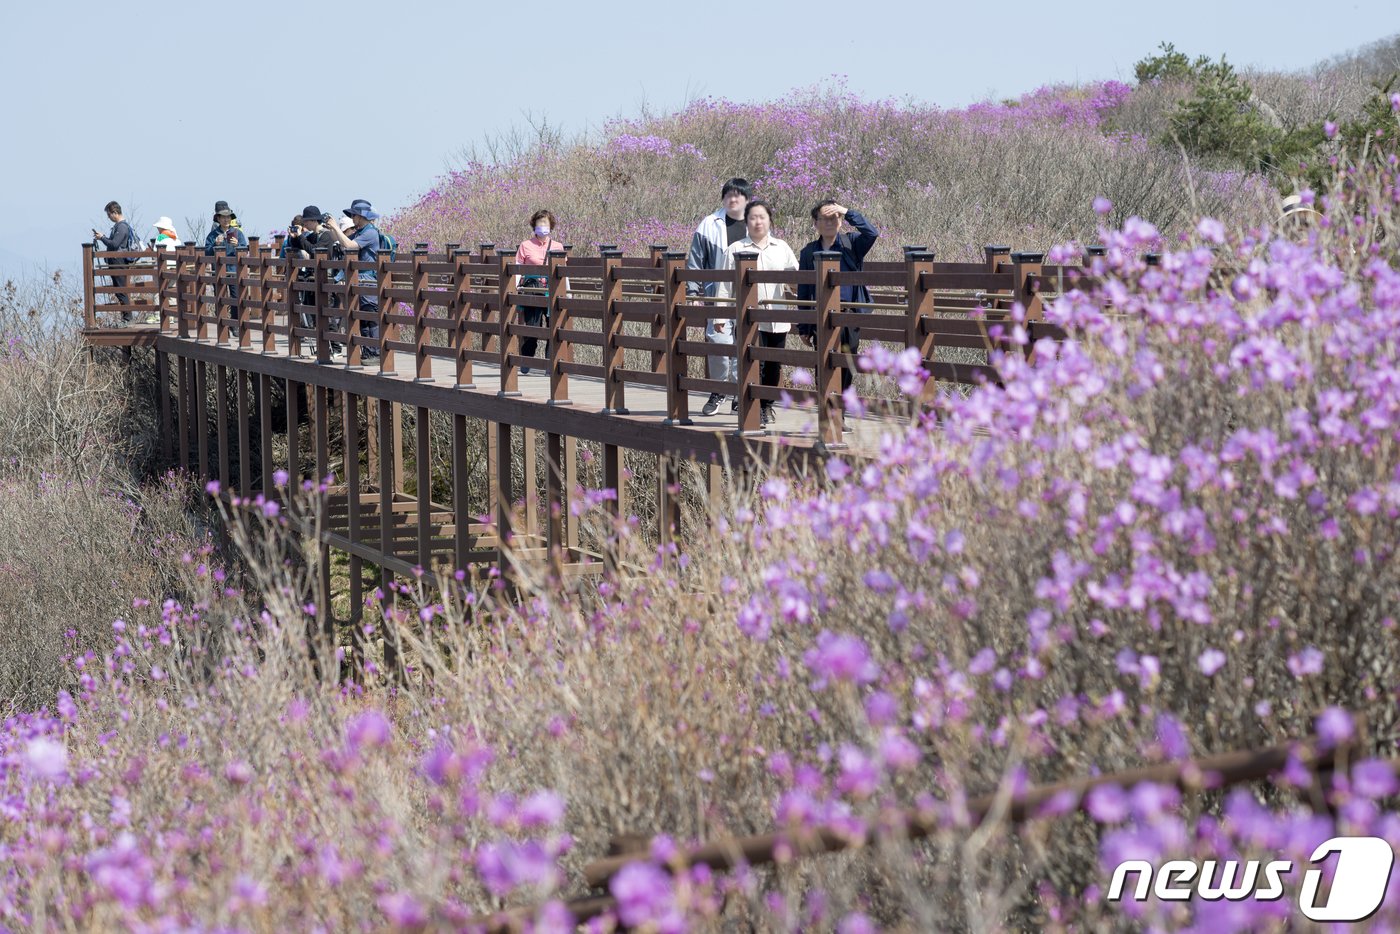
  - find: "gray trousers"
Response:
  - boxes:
[704,319,737,387]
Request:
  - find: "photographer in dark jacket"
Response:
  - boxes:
[92,200,136,319]
[796,200,878,393]
[286,205,343,357]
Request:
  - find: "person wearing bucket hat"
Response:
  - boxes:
[323,199,384,359]
[152,217,180,251]
[204,205,248,324]
[286,205,343,357]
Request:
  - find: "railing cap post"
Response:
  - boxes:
[1144,252,1162,266]
[901,244,928,256]
[600,248,623,259]
[908,249,936,262]
[1086,244,1107,257]
[662,250,686,261]
[1010,251,1044,264]
[814,250,843,261]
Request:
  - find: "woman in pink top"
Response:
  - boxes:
[513,209,564,373]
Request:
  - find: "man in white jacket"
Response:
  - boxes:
[686,177,752,416]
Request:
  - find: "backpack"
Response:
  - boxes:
[124,221,155,267]
[377,228,397,262]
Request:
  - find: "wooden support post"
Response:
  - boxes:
[392,403,405,494]
[216,365,230,491]
[565,436,579,554]
[416,406,431,571]
[414,248,432,380]
[259,374,273,494]
[452,247,474,388]
[497,251,519,396]
[813,251,843,448]
[239,239,256,348]
[378,397,400,679]
[547,249,570,404]
[523,428,538,546]
[546,431,566,575]
[649,244,667,376]
[237,369,251,494]
[733,251,761,435]
[602,442,622,574]
[661,251,690,425]
[314,385,330,489]
[495,422,514,571]
[374,251,390,374]
[177,356,190,471]
[157,351,173,468]
[81,243,96,329]
[1010,251,1045,322]
[658,453,681,554]
[344,391,363,675]
[452,413,470,573]
[286,378,301,486]
[314,248,330,364]
[366,396,379,480]
[600,249,626,414]
[906,251,938,407]
[478,243,497,356]
[195,361,209,479]
[262,246,277,354]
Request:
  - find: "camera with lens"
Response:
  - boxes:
[320,213,334,224]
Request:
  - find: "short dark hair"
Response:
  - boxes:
[810,198,839,220]
[529,209,557,230]
[104,201,122,215]
[744,198,774,223]
[721,178,752,200]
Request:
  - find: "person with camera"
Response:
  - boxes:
[286,206,343,358]
[204,205,248,333]
[322,199,383,360]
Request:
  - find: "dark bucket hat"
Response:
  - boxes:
[213,200,238,220]
[343,199,380,221]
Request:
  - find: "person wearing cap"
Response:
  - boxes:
[152,217,180,251]
[322,199,383,358]
[150,216,180,323]
[204,206,248,323]
[286,205,343,357]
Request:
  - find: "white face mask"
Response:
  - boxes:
[534,225,551,238]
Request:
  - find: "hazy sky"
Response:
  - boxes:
[1,0,1395,278]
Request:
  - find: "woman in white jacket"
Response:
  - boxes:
[718,199,798,428]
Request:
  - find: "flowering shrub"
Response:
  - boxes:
[4,108,1400,933]
[388,81,1278,261]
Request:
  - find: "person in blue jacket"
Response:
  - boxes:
[796,200,879,393]
[204,205,248,318]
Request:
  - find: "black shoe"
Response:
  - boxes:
[521,367,531,376]
[730,397,739,413]
[701,393,722,417]
[760,406,775,427]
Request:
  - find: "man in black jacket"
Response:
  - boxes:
[92,200,136,320]
[286,205,344,357]
[796,200,879,393]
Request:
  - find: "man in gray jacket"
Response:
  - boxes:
[687,177,751,416]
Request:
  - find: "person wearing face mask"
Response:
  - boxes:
[512,210,564,374]
[717,198,799,429]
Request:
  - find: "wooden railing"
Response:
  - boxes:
[83,241,1090,446]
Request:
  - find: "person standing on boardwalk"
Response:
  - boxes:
[796,200,879,393]
[204,205,248,295]
[92,200,137,320]
[287,206,342,356]
[322,199,383,359]
[512,210,564,375]
[718,198,799,428]
[688,177,752,416]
